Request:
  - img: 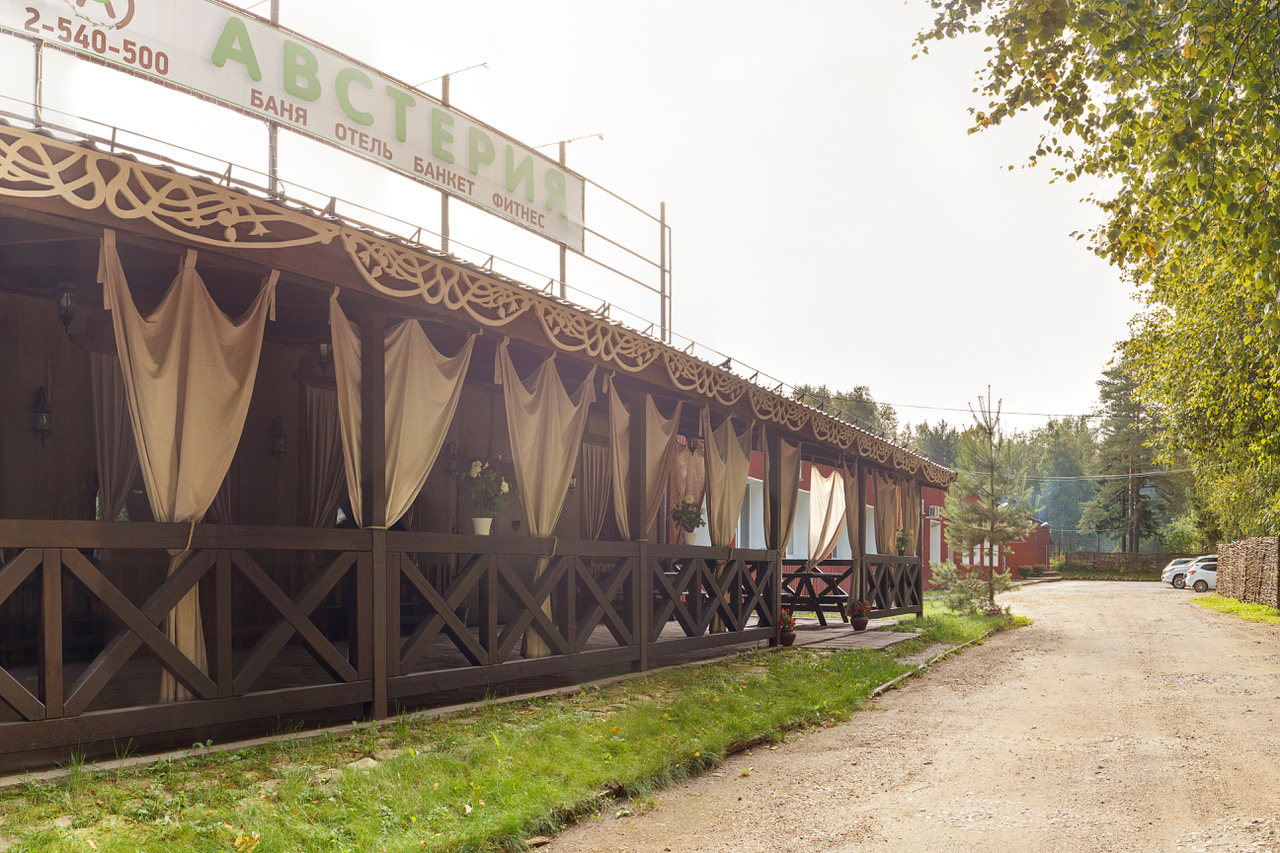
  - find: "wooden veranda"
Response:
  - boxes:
[0,121,953,772]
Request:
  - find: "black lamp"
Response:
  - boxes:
[54,281,76,334]
[270,417,287,459]
[445,442,459,476]
[32,387,51,445]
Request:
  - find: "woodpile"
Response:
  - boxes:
[1216,538,1279,608]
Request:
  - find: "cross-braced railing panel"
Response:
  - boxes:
[571,555,636,653]
[861,556,923,617]
[0,549,48,721]
[397,551,490,670]
[231,550,361,695]
[0,523,779,766]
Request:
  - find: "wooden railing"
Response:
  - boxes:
[0,521,778,765]
[781,555,923,623]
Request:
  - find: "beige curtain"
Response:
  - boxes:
[494,339,597,657]
[762,429,801,554]
[841,458,864,603]
[305,386,345,528]
[580,442,611,540]
[330,295,476,528]
[807,466,847,567]
[666,439,707,542]
[89,351,138,525]
[702,408,753,547]
[607,386,683,540]
[99,229,277,702]
[872,471,899,555]
[901,480,922,555]
[702,408,752,633]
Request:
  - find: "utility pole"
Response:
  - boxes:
[267,0,280,194]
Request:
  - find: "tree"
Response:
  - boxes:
[1023,416,1098,549]
[911,419,961,468]
[944,394,1037,606]
[792,384,899,438]
[1079,357,1166,552]
[918,1,1280,536]
[1125,251,1280,537]
[917,2,1280,321]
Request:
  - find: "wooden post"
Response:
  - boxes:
[627,395,648,672]
[360,311,388,721]
[854,460,867,606]
[764,429,784,645]
[635,542,650,672]
[39,549,62,719]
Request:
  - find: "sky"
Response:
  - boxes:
[0,0,1138,433]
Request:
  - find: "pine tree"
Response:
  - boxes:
[1081,357,1162,553]
[944,393,1037,606]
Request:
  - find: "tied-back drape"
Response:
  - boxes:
[494,339,597,657]
[330,295,476,529]
[607,384,683,540]
[666,439,707,543]
[99,229,277,702]
[762,428,801,554]
[841,458,864,603]
[701,408,752,632]
[89,351,139,526]
[579,442,611,540]
[702,408,753,547]
[872,471,898,555]
[305,386,345,528]
[901,480,921,555]
[807,466,846,567]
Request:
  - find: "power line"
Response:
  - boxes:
[889,401,1103,420]
[1025,466,1199,482]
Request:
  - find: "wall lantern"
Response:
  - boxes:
[54,281,77,334]
[568,474,578,494]
[445,442,459,476]
[316,339,333,373]
[270,416,287,459]
[32,387,51,445]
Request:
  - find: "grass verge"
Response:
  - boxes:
[1058,569,1160,582]
[1193,594,1280,624]
[0,610,1021,853]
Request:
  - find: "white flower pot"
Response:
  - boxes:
[471,517,493,536]
[682,530,697,546]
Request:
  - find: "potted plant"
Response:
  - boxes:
[466,458,511,535]
[670,495,705,545]
[778,608,797,646]
[1017,566,1033,579]
[894,528,910,556]
[843,599,871,632]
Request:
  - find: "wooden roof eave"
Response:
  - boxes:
[0,122,955,489]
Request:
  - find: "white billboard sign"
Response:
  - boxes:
[2,0,586,250]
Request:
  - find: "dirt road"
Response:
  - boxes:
[542,582,1280,853]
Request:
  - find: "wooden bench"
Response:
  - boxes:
[781,563,854,627]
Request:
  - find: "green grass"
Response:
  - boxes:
[1194,594,1280,624]
[0,610,1020,852]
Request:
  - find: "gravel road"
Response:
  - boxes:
[542,582,1280,853]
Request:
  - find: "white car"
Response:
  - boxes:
[1184,562,1217,593]
[1161,558,1192,588]
[1166,554,1217,589]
